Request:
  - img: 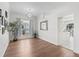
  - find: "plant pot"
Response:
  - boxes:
[13,38,17,42]
[34,33,37,38]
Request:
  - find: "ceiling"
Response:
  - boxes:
[9,2,70,16]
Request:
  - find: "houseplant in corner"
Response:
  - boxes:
[9,21,18,41]
[34,33,37,38]
[33,31,38,38]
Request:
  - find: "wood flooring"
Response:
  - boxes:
[4,38,79,57]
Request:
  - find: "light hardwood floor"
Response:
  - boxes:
[4,38,79,57]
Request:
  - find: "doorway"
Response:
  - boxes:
[58,14,74,50]
[17,20,32,39]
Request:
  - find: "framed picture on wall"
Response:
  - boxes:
[5,11,8,18]
[40,20,48,30]
[0,16,4,26]
[2,27,5,34]
[1,16,4,25]
[0,16,4,30]
[0,9,2,17]
[1,16,5,34]
[4,19,8,30]
[0,17,2,25]
[0,17,2,29]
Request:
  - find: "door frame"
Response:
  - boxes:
[57,14,74,50]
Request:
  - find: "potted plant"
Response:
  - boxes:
[9,21,18,41]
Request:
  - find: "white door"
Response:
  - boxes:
[58,15,74,50]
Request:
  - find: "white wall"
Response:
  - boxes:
[38,5,73,45]
[38,3,79,53]
[0,2,9,57]
[73,3,79,54]
[9,12,24,22]
[31,16,38,35]
[38,13,58,45]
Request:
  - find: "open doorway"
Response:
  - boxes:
[58,14,74,50]
[17,20,32,40]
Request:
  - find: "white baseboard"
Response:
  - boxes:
[2,40,10,57]
[38,36,58,45]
